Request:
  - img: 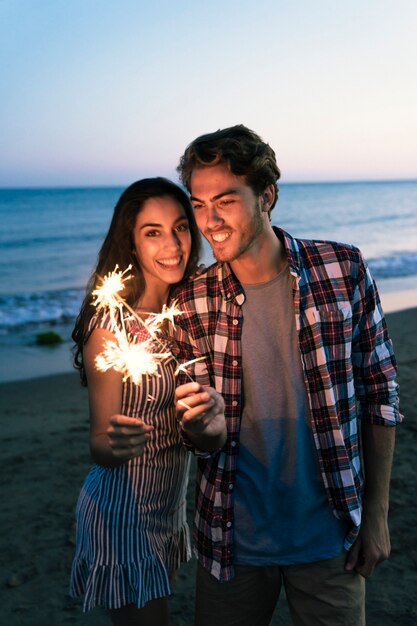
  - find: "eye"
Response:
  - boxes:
[176,222,190,232]
[145,229,159,237]
[218,198,235,207]
[192,203,204,211]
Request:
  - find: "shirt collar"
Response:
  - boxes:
[215,227,301,305]
[273,226,302,278]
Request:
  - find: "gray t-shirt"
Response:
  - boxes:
[233,265,348,565]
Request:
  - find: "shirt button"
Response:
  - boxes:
[232,360,238,366]
[232,401,238,407]
[232,319,238,325]
[226,521,232,528]
[229,484,234,490]
[231,441,237,447]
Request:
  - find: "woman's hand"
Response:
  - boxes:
[107,414,154,461]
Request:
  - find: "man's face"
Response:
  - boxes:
[190,163,268,264]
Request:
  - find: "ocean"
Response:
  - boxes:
[1,181,417,383]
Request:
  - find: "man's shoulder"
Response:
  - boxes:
[292,235,363,267]
[276,226,363,268]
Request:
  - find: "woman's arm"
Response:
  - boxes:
[84,328,153,467]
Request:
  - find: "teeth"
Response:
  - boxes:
[158,256,181,267]
[211,232,231,243]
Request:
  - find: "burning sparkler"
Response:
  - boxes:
[96,335,171,385]
[146,301,184,334]
[92,267,202,386]
[92,265,133,312]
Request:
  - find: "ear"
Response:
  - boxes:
[261,184,275,212]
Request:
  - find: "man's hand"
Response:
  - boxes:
[345,505,391,577]
[107,414,154,461]
[175,382,227,451]
[345,422,395,577]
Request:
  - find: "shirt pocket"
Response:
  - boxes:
[302,303,353,361]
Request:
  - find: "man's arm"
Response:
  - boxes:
[345,422,395,577]
[175,382,227,452]
[346,252,403,576]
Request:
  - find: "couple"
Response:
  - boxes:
[70,125,402,626]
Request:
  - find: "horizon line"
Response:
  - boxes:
[1,176,417,191]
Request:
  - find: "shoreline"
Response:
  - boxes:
[1,282,416,385]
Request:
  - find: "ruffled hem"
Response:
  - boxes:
[70,526,191,612]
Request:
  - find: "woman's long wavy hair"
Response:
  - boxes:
[72,177,201,385]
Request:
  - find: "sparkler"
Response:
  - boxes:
[96,336,171,385]
[146,301,184,334]
[174,356,206,377]
[92,265,133,312]
[92,267,201,387]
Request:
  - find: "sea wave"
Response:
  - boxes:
[0,289,84,329]
[0,251,416,331]
[0,233,101,249]
[367,251,417,279]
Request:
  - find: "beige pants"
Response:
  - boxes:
[195,553,365,626]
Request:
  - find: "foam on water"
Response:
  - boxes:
[0,288,83,328]
[1,251,415,332]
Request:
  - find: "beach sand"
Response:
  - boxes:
[0,308,416,625]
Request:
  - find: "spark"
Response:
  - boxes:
[146,301,184,333]
[95,335,171,385]
[174,356,206,377]
[92,265,199,387]
[92,265,133,312]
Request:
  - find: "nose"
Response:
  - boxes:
[206,204,224,230]
[165,230,181,249]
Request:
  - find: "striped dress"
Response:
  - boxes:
[70,314,191,611]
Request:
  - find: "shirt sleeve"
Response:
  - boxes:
[351,253,403,426]
[170,304,215,454]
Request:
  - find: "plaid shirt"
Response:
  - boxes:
[172,227,402,582]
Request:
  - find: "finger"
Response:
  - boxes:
[355,556,374,578]
[356,544,389,577]
[112,443,147,459]
[176,390,213,411]
[181,418,210,434]
[345,542,361,571]
[175,393,212,423]
[109,414,151,428]
[179,398,217,423]
[109,421,153,434]
[109,432,151,449]
[175,382,202,400]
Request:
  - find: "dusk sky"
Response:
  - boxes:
[1,0,416,187]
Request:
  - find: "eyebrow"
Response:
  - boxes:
[190,188,240,203]
[139,217,187,230]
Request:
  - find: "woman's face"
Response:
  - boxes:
[132,196,191,293]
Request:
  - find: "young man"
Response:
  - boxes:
[173,125,402,626]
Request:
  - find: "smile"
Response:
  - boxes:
[156,256,183,268]
[211,232,231,243]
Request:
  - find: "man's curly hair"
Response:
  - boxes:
[177,124,281,214]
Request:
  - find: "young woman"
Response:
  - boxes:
[70,178,201,625]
